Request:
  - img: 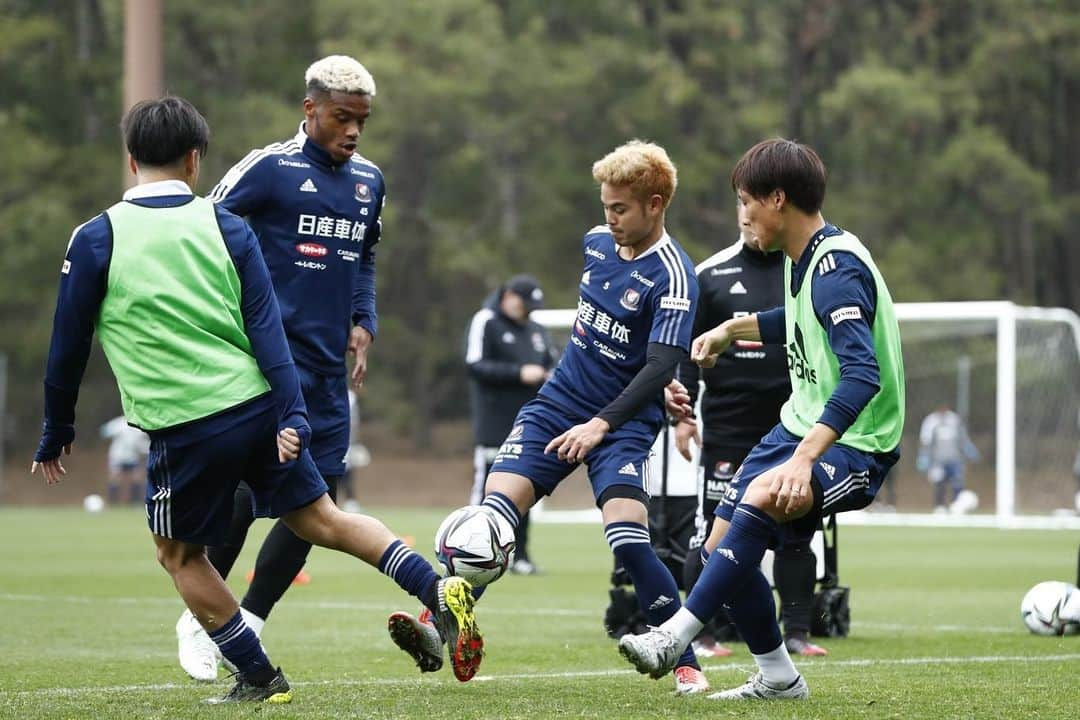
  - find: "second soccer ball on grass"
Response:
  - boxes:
[435,506,516,587]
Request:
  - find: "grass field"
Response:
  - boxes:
[0,507,1077,719]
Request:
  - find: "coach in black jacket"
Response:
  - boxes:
[465,275,556,574]
[676,234,828,657]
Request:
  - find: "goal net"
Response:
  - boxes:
[531,302,1080,530]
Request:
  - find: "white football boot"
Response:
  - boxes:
[618,627,683,679]
[176,609,219,682]
[707,672,809,701]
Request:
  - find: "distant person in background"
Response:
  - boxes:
[465,274,556,575]
[917,404,980,514]
[99,415,149,505]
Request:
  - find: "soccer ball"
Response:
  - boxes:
[434,506,515,587]
[82,494,105,513]
[1020,581,1080,636]
[949,489,979,514]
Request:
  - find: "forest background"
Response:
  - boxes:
[1,0,1077,469]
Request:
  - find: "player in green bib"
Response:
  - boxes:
[32,96,480,703]
[620,139,905,701]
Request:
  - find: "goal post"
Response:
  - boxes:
[530,302,1080,530]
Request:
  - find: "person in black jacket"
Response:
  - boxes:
[675,232,828,657]
[465,275,556,574]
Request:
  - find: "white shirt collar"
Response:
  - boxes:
[625,229,672,260]
[122,179,193,201]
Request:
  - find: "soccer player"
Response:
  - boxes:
[619,138,905,701]
[99,415,149,505]
[465,274,556,574]
[32,96,480,703]
[389,140,710,694]
[676,229,828,658]
[917,404,980,513]
[172,55,391,681]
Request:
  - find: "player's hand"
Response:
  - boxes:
[520,364,547,386]
[760,455,815,517]
[674,419,700,461]
[348,325,373,390]
[277,428,301,463]
[31,444,72,485]
[691,325,733,368]
[545,417,610,464]
[664,379,693,421]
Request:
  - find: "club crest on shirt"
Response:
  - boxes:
[354,183,372,203]
[619,287,641,311]
[713,460,735,480]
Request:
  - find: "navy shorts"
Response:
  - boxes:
[716,423,897,546]
[299,365,350,478]
[490,397,657,507]
[144,405,329,546]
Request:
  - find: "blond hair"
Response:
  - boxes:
[305,55,376,96]
[592,140,677,209]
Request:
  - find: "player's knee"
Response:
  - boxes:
[740,479,777,510]
[154,540,204,575]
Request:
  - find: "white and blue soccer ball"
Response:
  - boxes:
[434,505,515,588]
[1020,581,1080,636]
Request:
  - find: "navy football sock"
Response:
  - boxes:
[726,564,784,654]
[208,610,272,680]
[685,504,778,622]
[607,521,698,669]
[379,540,441,614]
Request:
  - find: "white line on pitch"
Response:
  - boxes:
[2,654,1077,699]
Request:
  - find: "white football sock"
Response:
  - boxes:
[752,642,800,686]
[663,607,705,647]
[240,607,266,638]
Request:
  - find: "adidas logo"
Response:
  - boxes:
[729,280,747,294]
[299,178,318,193]
[618,462,638,476]
[649,594,673,611]
[716,547,738,564]
[819,461,836,480]
[581,270,590,285]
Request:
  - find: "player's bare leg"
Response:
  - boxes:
[281,495,481,681]
[153,536,291,703]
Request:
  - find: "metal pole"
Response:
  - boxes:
[956,354,971,424]
[123,0,163,187]
[996,306,1017,525]
[0,354,6,499]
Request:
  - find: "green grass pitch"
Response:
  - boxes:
[0,507,1077,719]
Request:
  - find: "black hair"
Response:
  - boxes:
[731,138,827,214]
[121,95,209,168]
